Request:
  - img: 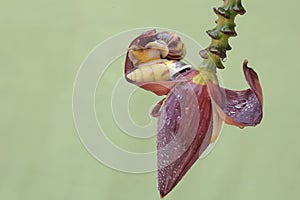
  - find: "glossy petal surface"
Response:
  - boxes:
[208,60,263,127]
[157,72,213,197]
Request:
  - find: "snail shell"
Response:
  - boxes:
[155,31,186,60]
[126,60,192,82]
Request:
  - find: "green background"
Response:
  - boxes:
[1,0,299,199]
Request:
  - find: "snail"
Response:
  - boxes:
[125,30,190,82]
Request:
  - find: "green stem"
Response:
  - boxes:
[199,0,246,72]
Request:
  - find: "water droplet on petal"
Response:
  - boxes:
[235,101,248,109]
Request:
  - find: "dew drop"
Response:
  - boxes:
[235,101,248,109]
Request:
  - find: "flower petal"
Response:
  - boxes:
[208,60,263,128]
[199,103,224,158]
[243,60,263,104]
[157,73,213,197]
[137,81,180,96]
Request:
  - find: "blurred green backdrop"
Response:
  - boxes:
[1,0,299,199]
